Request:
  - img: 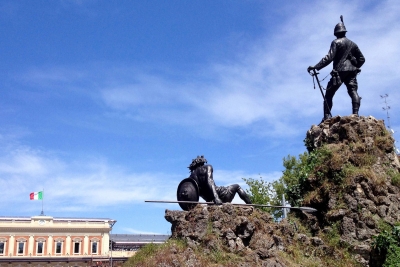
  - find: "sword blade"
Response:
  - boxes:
[145,200,317,213]
[312,69,332,117]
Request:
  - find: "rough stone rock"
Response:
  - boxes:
[355,254,370,267]
[311,237,324,246]
[261,258,285,267]
[326,209,348,221]
[364,216,376,229]
[235,237,245,251]
[344,194,358,211]
[352,244,371,261]
[303,115,400,266]
[305,116,392,152]
[297,234,310,245]
[236,216,255,240]
[377,196,390,206]
[249,233,275,251]
[272,235,284,251]
[160,116,400,267]
[224,228,237,240]
[356,228,371,241]
[341,217,356,239]
[165,205,299,266]
[377,205,388,217]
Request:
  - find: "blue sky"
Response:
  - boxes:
[1,0,399,235]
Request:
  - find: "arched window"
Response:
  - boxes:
[0,238,6,256]
[72,238,82,255]
[54,238,64,255]
[36,238,46,255]
[16,238,27,256]
[90,238,100,255]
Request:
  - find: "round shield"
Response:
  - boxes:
[177,178,199,211]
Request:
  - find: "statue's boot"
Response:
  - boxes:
[321,102,332,123]
[352,97,361,116]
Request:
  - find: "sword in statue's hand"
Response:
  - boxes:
[308,67,332,118]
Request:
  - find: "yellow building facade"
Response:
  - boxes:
[0,215,116,266]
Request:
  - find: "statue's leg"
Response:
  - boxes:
[344,71,360,115]
[222,184,252,204]
[323,79,340,121]
[236,186,252,204]
[216,186,233,203]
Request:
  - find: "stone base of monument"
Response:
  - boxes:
[165,204,288,266]
[165,205,328,267]
[128,115,400,267]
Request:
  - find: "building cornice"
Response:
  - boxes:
[0,227,111,233]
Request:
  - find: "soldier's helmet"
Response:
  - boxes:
[334,15,347,36]
[334,23,347,35]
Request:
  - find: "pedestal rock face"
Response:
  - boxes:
[165,205,295,267]
[302,115,400,266]
[164,205,343,267]
[158,115,400,267]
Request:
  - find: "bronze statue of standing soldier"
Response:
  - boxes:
[308,16,365,122]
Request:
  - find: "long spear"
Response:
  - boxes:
[145,200,317,213]
[310,69,332,118]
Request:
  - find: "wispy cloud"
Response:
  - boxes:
[16,1,398,139]
[0,138,277,213]
[123,228,163,235]
[0,139,176,212]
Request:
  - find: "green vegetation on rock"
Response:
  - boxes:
[372,225,400,267]
[243,116,400,266]
[127,115,400,267]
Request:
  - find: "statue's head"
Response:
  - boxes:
[334,15,347,37]
[188,155,207,171]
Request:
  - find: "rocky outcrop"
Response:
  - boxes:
[302,115,400,266]
[163,116,400,267]
[138,115,400,267]
[165,205,327,267]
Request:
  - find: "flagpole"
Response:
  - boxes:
[41,188,44,216]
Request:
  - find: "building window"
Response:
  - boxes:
[17,242,24,255]
[91,242,98,254]
[73,242,80,254]
[37,242,44,255]
[55,242,62,254]
[0,242,5,255]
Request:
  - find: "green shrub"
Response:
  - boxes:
[124,243,160,266]
[243,176,275,213]
[281,147,332,207]
[387,169,400,186]
[124,240,187,267]
[243,176,285,219]
[372,226,400,267]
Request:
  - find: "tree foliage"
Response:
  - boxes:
[243,148,331,219]
[243,176,285,219]
[242,177,274,207]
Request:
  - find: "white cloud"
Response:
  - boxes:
[0,150,48,176]
[0,140,176,212]
[95,1,400,135]
[14,1,400,138]
[122,228,163,235]
[0,140,279,213]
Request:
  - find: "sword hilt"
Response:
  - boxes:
[309,69,319,76]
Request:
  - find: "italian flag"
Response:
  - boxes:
[30,191,43,200]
